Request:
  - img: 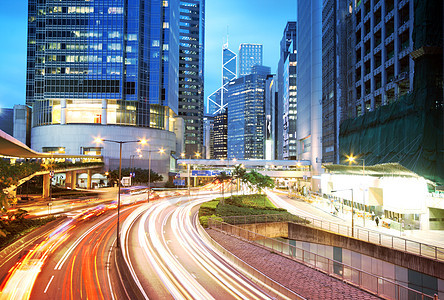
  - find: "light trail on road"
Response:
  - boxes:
[121,195,295,299]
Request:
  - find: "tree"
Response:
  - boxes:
[106,168,163,186]
[216,171,231,204]
[232,164,247,194]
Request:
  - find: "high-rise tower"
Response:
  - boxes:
[238,43,263,77]
[178,0,205,156]
[206,42,237,116]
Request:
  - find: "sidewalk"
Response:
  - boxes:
[273,190,444,251]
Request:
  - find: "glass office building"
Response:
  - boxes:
[26,0,181,173]
[178,0,205,156]
[206,42,237,116]
[227,65,270,159]
[238,43,263,77]
[297,0,322,175]
[26,0,179,130]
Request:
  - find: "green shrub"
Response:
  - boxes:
[0,215,56,249]
[198,200,219,217]
[199,214,223,228]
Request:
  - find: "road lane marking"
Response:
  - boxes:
[44,275,54,293]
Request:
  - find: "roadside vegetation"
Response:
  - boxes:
[199,194,307,227]
[106,168,163,186]
[0,209,55,250]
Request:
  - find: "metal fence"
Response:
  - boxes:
[220,213,444,262]
[209,218,436,300]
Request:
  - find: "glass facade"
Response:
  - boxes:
[206,43,236,116]
[278,22,297,160]
[238,43,263,77]
[26,0,179,130]
[297,0,323,174]
[178,0,205,156]
[227,66,270,159]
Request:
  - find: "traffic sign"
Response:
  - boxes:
[191,170,212,177]
[173,179,186,186]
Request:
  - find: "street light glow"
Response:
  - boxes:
[347,155,356,163]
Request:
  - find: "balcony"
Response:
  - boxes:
[374,21,383,32]
[374,87,383,96]
[373,65,383,76]
[374,0,382,11]
[399,45,412,59]
[364,73,373,82]
[364,32,371,43]
[364,13,371,23]
[374,43,383,54]
[385,57,395,68]
[386,81,395,90]
[385,33,394,45]
[385,10,394,23]
[398,22,410,34]
[398,0,409,10]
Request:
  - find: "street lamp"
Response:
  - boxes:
[137,146,166,203]
[185,152,200,195]
[331,188,355,237]
[129,154,141,186]
[347,154,366,226]
[94,137,146,248]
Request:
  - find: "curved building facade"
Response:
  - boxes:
[31,124,176,178]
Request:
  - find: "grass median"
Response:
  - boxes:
[199,194,308,227]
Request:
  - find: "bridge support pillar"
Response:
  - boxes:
[43,174,50,199]
[87,170,92,190]
[66,171,77,189]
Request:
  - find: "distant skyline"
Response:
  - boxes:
[205,0,297,101]
[0,1,297,109]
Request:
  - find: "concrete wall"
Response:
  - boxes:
[238,222,288,239]
[288,222,444,280]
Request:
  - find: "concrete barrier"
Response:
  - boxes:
[288,222,444,280]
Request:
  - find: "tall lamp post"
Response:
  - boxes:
[347,155,366,226]
[182,152,200,196]
[331,188,355,237]
[94,137,146,248]
[137,147,166,203]
[129,154,141,186]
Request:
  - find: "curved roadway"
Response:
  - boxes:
[121,195,291,299]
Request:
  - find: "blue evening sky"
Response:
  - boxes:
[0,1,297,109]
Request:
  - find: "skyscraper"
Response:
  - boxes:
[212,112,227,159]
[348,0,414,118]
[227,65,270,159]
[278,22,297,160]
[26,0,182,173]
[206,42,236,116]
[178,0,205,157]
[265,74,278,160]
[238,43,263,77]
[321,0,349,164]
[297,0,323,177]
